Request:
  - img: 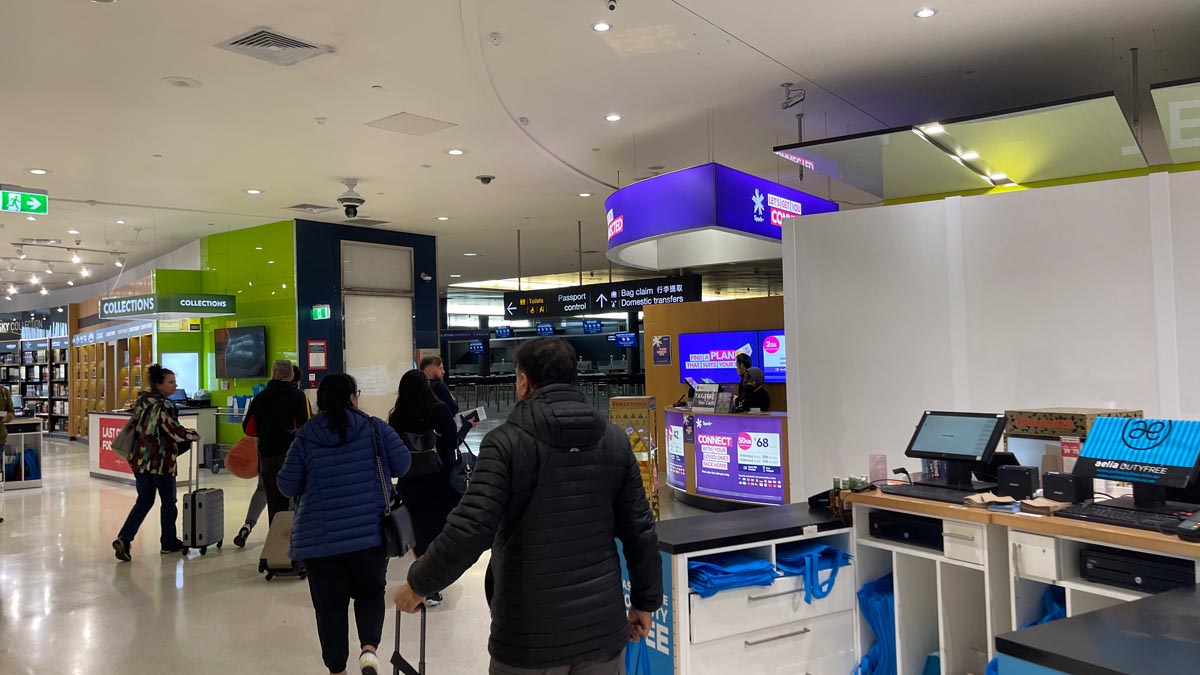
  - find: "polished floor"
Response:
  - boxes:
[2,428,698,675]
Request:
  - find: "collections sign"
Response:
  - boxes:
[694,414,785,505]
[502,275,701,318]
[99,293,237,320]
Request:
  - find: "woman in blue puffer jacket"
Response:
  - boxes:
[279,373,410,675]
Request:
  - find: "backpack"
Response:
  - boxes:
[401,429,443,478]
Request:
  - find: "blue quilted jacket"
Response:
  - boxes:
[278,408,411,560]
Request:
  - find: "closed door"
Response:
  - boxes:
[343,294,414,419]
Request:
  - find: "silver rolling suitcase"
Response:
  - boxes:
[181,437,224,555]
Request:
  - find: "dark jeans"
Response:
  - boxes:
[490,651,625,675]
[305,546,389,674]
[117,473,178,548]
[259,454,290,526]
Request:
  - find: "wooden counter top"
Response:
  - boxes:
[846,490,995,524]
[991,510,1200,558]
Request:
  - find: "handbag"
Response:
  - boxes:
[111,413,139,460]
[373,419,417,558]
[402,429,443,478]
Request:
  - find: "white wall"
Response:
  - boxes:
[783,171,1200,496]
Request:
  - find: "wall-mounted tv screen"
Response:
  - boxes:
[615,332,638,348]
[677,331,757,384]
[583,319,603,334]
[757,330,786,383]
[214,326,267,379]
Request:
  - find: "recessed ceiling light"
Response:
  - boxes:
[115,219,126,224]
[28,169,47,175]
[282,283,287,289]
[959,151,980,161]
[606,113,622,122]
[450,274,462,278]
[245,189,263,195]
[990,172,1008,181]
[1004,182,1020,188]
[578,193,592,198]
[446,149,466,156]
[26,216,36,222]
[255,246,263,250]
[67,229,80,234]
[592,21,612,32]
[915,8,937,18]
[57,306,65,312]
[267,260,275,264]
[437,216,450,221]
[922,124,945,135]
[463,252,479,257]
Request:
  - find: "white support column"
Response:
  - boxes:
[1149,172,1180,417]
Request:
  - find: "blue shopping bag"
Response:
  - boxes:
[624,639,652,675]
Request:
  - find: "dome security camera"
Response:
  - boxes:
[337,178,365,218]
[608,0,617,10]
[476,175,496,186]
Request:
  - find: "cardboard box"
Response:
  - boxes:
[1005,407,1143,439]
[609,396,660,519]
[1005,407,1143,474]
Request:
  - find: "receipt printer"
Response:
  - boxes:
[997,465,1040,500]
[1043,472,1093,504]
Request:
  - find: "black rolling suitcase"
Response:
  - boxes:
[391,606,426,675]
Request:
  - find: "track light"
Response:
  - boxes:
[39,287,48,296]
[80,267,91,278]
[15,246,26,260]
[6,262,14,273]
[6,285,16,295]
[70,250,81,264]
[45,264,54,275]
[115,256,126,268]
[30,274,40,284]
[67,279,75,287]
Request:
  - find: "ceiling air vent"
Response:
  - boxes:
[217,28,333,67]
[343,218,389,227]
[284,203,338,214]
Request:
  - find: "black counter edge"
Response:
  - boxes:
[995,636,1127,675]
[657,518,850,555]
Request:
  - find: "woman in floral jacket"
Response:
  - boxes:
[112,364,201,562]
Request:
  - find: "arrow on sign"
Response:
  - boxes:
[596,294,608,308]
[25,196,41,211]
[506,302,516,316]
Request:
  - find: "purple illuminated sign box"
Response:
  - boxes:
[604,162,838,252]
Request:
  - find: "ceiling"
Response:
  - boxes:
[2,0,1198,299]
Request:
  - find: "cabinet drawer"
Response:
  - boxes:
[1012,531,1059,583]
[689,571,855,644]
[689,612,854,675]
[942,521,984,565]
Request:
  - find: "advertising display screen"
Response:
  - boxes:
[693,414,784,505]
[495,326,513,339]
[664,410,687,490]
[215,326,267,379]
[468,341,485,355]
[615,332,638,348]
[1076,417,1200,487]
[536,322,555,336]
[757,330,786,383]
[677,331,756,383]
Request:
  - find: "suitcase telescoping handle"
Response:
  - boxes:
[391,605,426,675]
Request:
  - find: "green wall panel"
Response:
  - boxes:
[199,221,298,444]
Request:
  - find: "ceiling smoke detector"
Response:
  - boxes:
[162,76,203,89]
[217,27,333,67]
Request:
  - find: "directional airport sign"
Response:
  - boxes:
[502,275,701,318]
[1,189,49,215]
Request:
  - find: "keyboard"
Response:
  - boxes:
[1055,503,1183,533]
[880,484,970,504]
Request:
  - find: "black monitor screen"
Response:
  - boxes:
[904,411,1006,463]
[215,327,267,379]
[1075,417,1200,488]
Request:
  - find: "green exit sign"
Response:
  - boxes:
[1,189,49,215]
[312,304,332,320]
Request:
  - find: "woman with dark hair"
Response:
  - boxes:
[388,369,460,606]
[278,373,410,675]
[112,364,202,562]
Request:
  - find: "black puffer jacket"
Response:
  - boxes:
[407,384,662,669]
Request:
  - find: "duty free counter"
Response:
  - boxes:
[662,408,792,508]
[88,408,217,486]
[847,491,1200,675]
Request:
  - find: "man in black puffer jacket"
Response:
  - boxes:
[395,337,662,674]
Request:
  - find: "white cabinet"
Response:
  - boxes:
[689,573,855,644]
[689,611,854,675]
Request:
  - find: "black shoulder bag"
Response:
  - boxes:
[372,418,418,558]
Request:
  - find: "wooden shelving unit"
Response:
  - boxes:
[70,342,110,438]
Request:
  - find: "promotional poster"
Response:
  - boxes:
[664,410,687,490]
[693,414,784,504]
[758,330,786,383]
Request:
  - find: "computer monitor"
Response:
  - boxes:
[11,394,22,410]
[1074,417,1200,513]
[905,411,1007,490]
[168,388,188,402]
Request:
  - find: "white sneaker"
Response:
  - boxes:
[359,649,381,675]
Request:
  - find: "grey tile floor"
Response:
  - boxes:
[1,421,700,674]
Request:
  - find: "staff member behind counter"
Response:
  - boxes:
[735,353,752,405]
[736,367,771,413]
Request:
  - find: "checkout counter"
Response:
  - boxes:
[88,406,217,486]
[663,408,791,508]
